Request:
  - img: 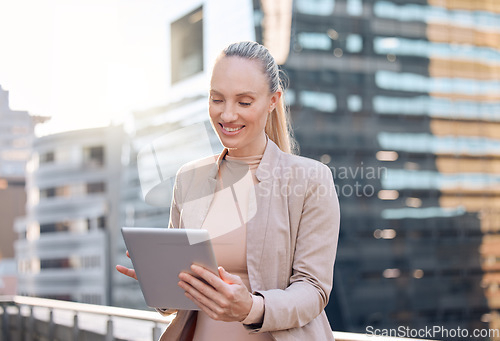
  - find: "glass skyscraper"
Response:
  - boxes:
[254,0,500,339]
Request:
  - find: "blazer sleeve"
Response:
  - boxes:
[250,163,340,332]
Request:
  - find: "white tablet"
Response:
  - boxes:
[121,227,219,310]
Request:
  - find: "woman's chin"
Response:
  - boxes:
[217,135,241,149]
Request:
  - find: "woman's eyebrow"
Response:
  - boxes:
[235,91,257,97]
[210,89,256,97]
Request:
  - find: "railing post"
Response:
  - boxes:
[106,316,114,341]
[72,312,79,341]
[1,303,11,341]
[48,308,54,341]
[28,306,35,341]
[17,305,23,341]
[152,323,161,341]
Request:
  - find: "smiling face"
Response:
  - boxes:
[209,56,281,157]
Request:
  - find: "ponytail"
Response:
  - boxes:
[265,91,298,154]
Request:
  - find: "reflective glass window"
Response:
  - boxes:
[375,71,500,95]
[374,37,500,64]
[171,7,204,84]
[348,95,363,112]
[346,34,363,53]
[347,0,363,16]
[377,132,500,155]
[382,169,500,190]
[300,91,337,112]
[285,89,296,105]
[296,0,335,16]
[373,1,500,31]
[297,32,332,50]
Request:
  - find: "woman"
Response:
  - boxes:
[117,41,340,340]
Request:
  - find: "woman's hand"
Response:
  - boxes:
[178,264,253,322]
[115,250,137,280]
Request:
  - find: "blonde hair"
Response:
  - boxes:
[220,41,298,154]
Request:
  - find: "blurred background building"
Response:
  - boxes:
[4,0,500,340]
[15,126,125,305]
[252,0,499,338]
[0,86,47,295]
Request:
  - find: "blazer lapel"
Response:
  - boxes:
[180,151,227,229]
[246,137,281,291]
[180,178,217,229]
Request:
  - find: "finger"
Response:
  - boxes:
[218,266,244,286]
[116,265,137,280]
[126,250,131,258]
[183,291,221,321]
[179,278,224,317]
[190,264,228,292]
[178,272,219,300]
[178,271,230,309]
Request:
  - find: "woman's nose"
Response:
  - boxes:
[220,104,238,122]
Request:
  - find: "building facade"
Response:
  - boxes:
[252,0,499,338]
[16,126,125,305]
[0,85,47,295]
[0,86,46,261]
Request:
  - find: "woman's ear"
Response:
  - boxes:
[269,90,282,112]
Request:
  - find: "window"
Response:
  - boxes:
[84,146,104,166]
[87,182,106,194]
[171,7,204,84]
[97,216,106,229]
[40,151,55,164]
[347,0,363,16]
[40,187,56,198]
[346,34,363,53]
[296,0,335,16]
[297,32,332,51]
[348,95,363,112]
[300,91,337,112]
[40,220,89,234]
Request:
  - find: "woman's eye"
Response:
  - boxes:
[239,102,251,106]
[211,99,223,103]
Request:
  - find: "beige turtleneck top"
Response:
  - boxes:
[192,153,273,341]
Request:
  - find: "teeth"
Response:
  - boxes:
[223,126,243,132]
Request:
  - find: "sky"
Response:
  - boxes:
[0,0,171,136]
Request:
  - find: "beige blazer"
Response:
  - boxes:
[159,137,340,341]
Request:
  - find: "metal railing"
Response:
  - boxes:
[0,295,431,341]
[0,295,173,341]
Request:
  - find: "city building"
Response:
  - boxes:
[15,126,125,305]
[0,85,47,295]
[253,0,500,338]
[0,85,46,261]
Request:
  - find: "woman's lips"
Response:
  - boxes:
[220,123,244,135]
